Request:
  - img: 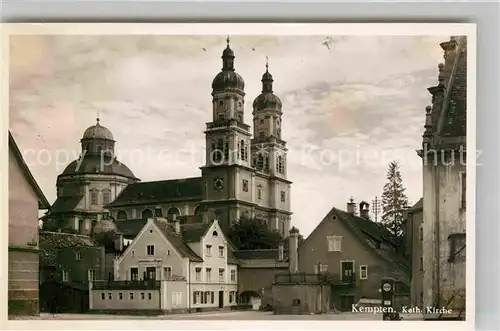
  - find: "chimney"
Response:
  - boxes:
[359,201,370,219]
[114,233,124,252]
[288,227,300,273]
[278,243,284,261]
[347,197,356,214]
[173,215,181,234]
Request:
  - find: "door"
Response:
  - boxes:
[130,268,139,281]
[341,261,354,283]
[146,267,156,281]
[340,295,355,311]
[218,291,224,308]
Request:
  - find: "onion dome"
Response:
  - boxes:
[253,60,282,111]
[82,118,114,140]
[212,36,245,93]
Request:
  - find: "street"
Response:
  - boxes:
[11,310,424,320]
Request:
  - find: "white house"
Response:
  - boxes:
[90,217,239,313]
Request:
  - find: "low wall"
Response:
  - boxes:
[272,284,331,315]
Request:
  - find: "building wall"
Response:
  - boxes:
[298,213,407,303]
[91,289,161,310]
[422,160,466,310]
[272,284,331,314]
[406,209,424,307]
[115,221,185,281]
[161,280,188,311]
[238,265,289,306]
[8,147,40,315]
[55,246,105,284]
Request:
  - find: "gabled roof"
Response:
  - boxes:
[181,222,212,243]
[50,195,84,214]
[106,177,202,207]
[116,218,148,238]
[39,231,99,266]
[152,219,203,262]
[8,131,50,209]
[304,206,411,276]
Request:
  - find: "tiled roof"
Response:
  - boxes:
[332,208,411,275]
[50,196,84,214]
[181,222,212,243]
[60,155,137,179]
[153,219,203,262]
[39,231,99,266]
[115,219,148,238]
[106,177,202,207]
[439,36,467,138]
[8,131,50,209]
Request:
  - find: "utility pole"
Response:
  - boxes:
[372,196,381,223]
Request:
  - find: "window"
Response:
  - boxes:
[88,269,96,281]
[360,265,368,279]
[204,291,210,304]
[206,268,212,282]
[212,231,218,236]
[242,179,249,192]
[164,267,172,279]
[219,268,225,282]
[211,291,215,304]
[117,211,127,220]
[90,190,98,205]
[320,264,328,273]
[257,186,262,200]
[195,268,202,282]
[141,293,145,300]
[119,293,123,300]
[108,293,112,300]
[419,226,423,241]
[276,156,284,173]
[146,267,156,281]
[129,293,134,300]
[130,268,138,281]
[206,245,212,257]
[260,118,264,124]
[280,191,286,202]
[76,251,82,260]
[167,249,171,256]
[419,257,423,271]
[230,270,236,282]
[240,140,247,161]
[259,131,265,138]
[102,190,111,205]
[193,291,199,305]
[219,100,224,106]
[148,293,152,300]
[218,246,224,257]
[460,171,466,210]
[448,233,466,263]
[101,293,105,300]
[327,236,342,252]
[147,245,155,256]
[229,291,235,303]
[155,206,162,217]
[62,270,69,282]
[167,207,181,222]
[172,292,181,307]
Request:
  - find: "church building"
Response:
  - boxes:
[46,38,292,237]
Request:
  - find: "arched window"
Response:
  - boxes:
[142,209,153,219]
[167,206,181,222]
[256,154,264,170]
[240,140,246,161]
[277,156,284,174]
[116,211,127,220]
[194,206,203,216]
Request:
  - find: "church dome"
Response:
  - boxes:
[82,119,114,140]
[93,219,118,235]
[212,38,245,93]
[61,155,137,179]
[212,71,245,92]
[253,93,282,111]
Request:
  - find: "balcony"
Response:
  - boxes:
[206,119,250,131]
[91,280,161,290]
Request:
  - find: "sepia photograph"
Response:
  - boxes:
[3,23,475,326]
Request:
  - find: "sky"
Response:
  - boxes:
[9,34,446,237]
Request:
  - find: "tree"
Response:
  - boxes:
[381,161,409,238]
[228,217,284,250]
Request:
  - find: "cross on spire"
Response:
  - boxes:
[265,56,269,71]
[96,109,100,124]
[226,35,230,47]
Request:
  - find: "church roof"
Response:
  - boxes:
[106,177,202,207]
[39,231,99,267]
[8,131,50,209]
[50,195,84,214]
[60,155,137,179]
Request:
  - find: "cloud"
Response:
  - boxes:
[9,34,445,237]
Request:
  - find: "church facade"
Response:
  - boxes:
[47,39,292,237]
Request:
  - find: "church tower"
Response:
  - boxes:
[251,59,292,235]
[200,37,254,230]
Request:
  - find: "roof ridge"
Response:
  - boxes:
[130,177,202,185]
[40,231,93,238]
